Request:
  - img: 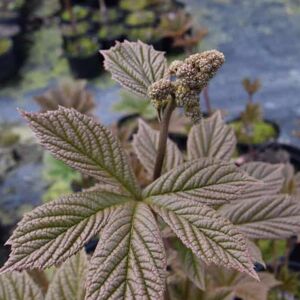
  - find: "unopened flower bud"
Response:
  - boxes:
[148,79,174,109]
[185,50,225,81]
[148,79,174,100]
[184,98,202,124]
[169,60,184,75]
[174,83,199,107]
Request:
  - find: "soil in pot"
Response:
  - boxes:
[65,37,102,78]
[125,10,157,29]
[0,38,17,83]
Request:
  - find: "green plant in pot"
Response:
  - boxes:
[98,24,125,48]
[125,10,156,28]
[61,5,90,23]
[230,78,278,146]
[0,37,12,55]
[128,27,157,42]
[158,9,193,39]
[61,21,90,38]
[120,0,162,11]
[66,37,98,58]
[65,37,101,78]
[92,7,123,25]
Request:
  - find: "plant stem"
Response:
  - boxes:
[164,286,171,300]
[152,99,176,300]
[153,99,176,181]
[203,86,212,116]
[183,277,191,300]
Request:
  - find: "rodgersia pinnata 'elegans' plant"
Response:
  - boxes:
[1,41,300,300]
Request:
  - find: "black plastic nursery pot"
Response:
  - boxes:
[0,41,17,83]
[100,36,126,50]
[67,52,103,79]
[228,117,280,154]
[258,142,300,171]
[104,0,120,7]
[159,36,185,54]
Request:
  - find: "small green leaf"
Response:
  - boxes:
[143,159,258,206]
[21,107,140,198]
[101,40,168,97]
[188,111,236,161]
[86,202,166,300]
[133,119,184,175]
[1,191,130,273]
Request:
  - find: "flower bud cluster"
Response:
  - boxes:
[147,79,174,110]
[148,50,225,123]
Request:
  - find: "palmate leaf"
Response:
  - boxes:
[46,251,87,300]
[147,196,258,279]
[143,159,257,206]
[1,191,129,273]
[133,119,183,175]
[21,107,140,198]
[0,271,43,300]
[220,194,300,239]
[101,40,168,97]
[86,202,166,300]
[187,111,236,161]
[239,162,284,201]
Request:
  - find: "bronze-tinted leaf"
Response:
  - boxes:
[1,192,130,273]
[86,202,166,300]
[147,196,258,280]
[187,111,236,161]
[101,40,168,97]
[21,107,140,198]
[221,194,300,239]
[143,159,257,206]
[46,251,87,300]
